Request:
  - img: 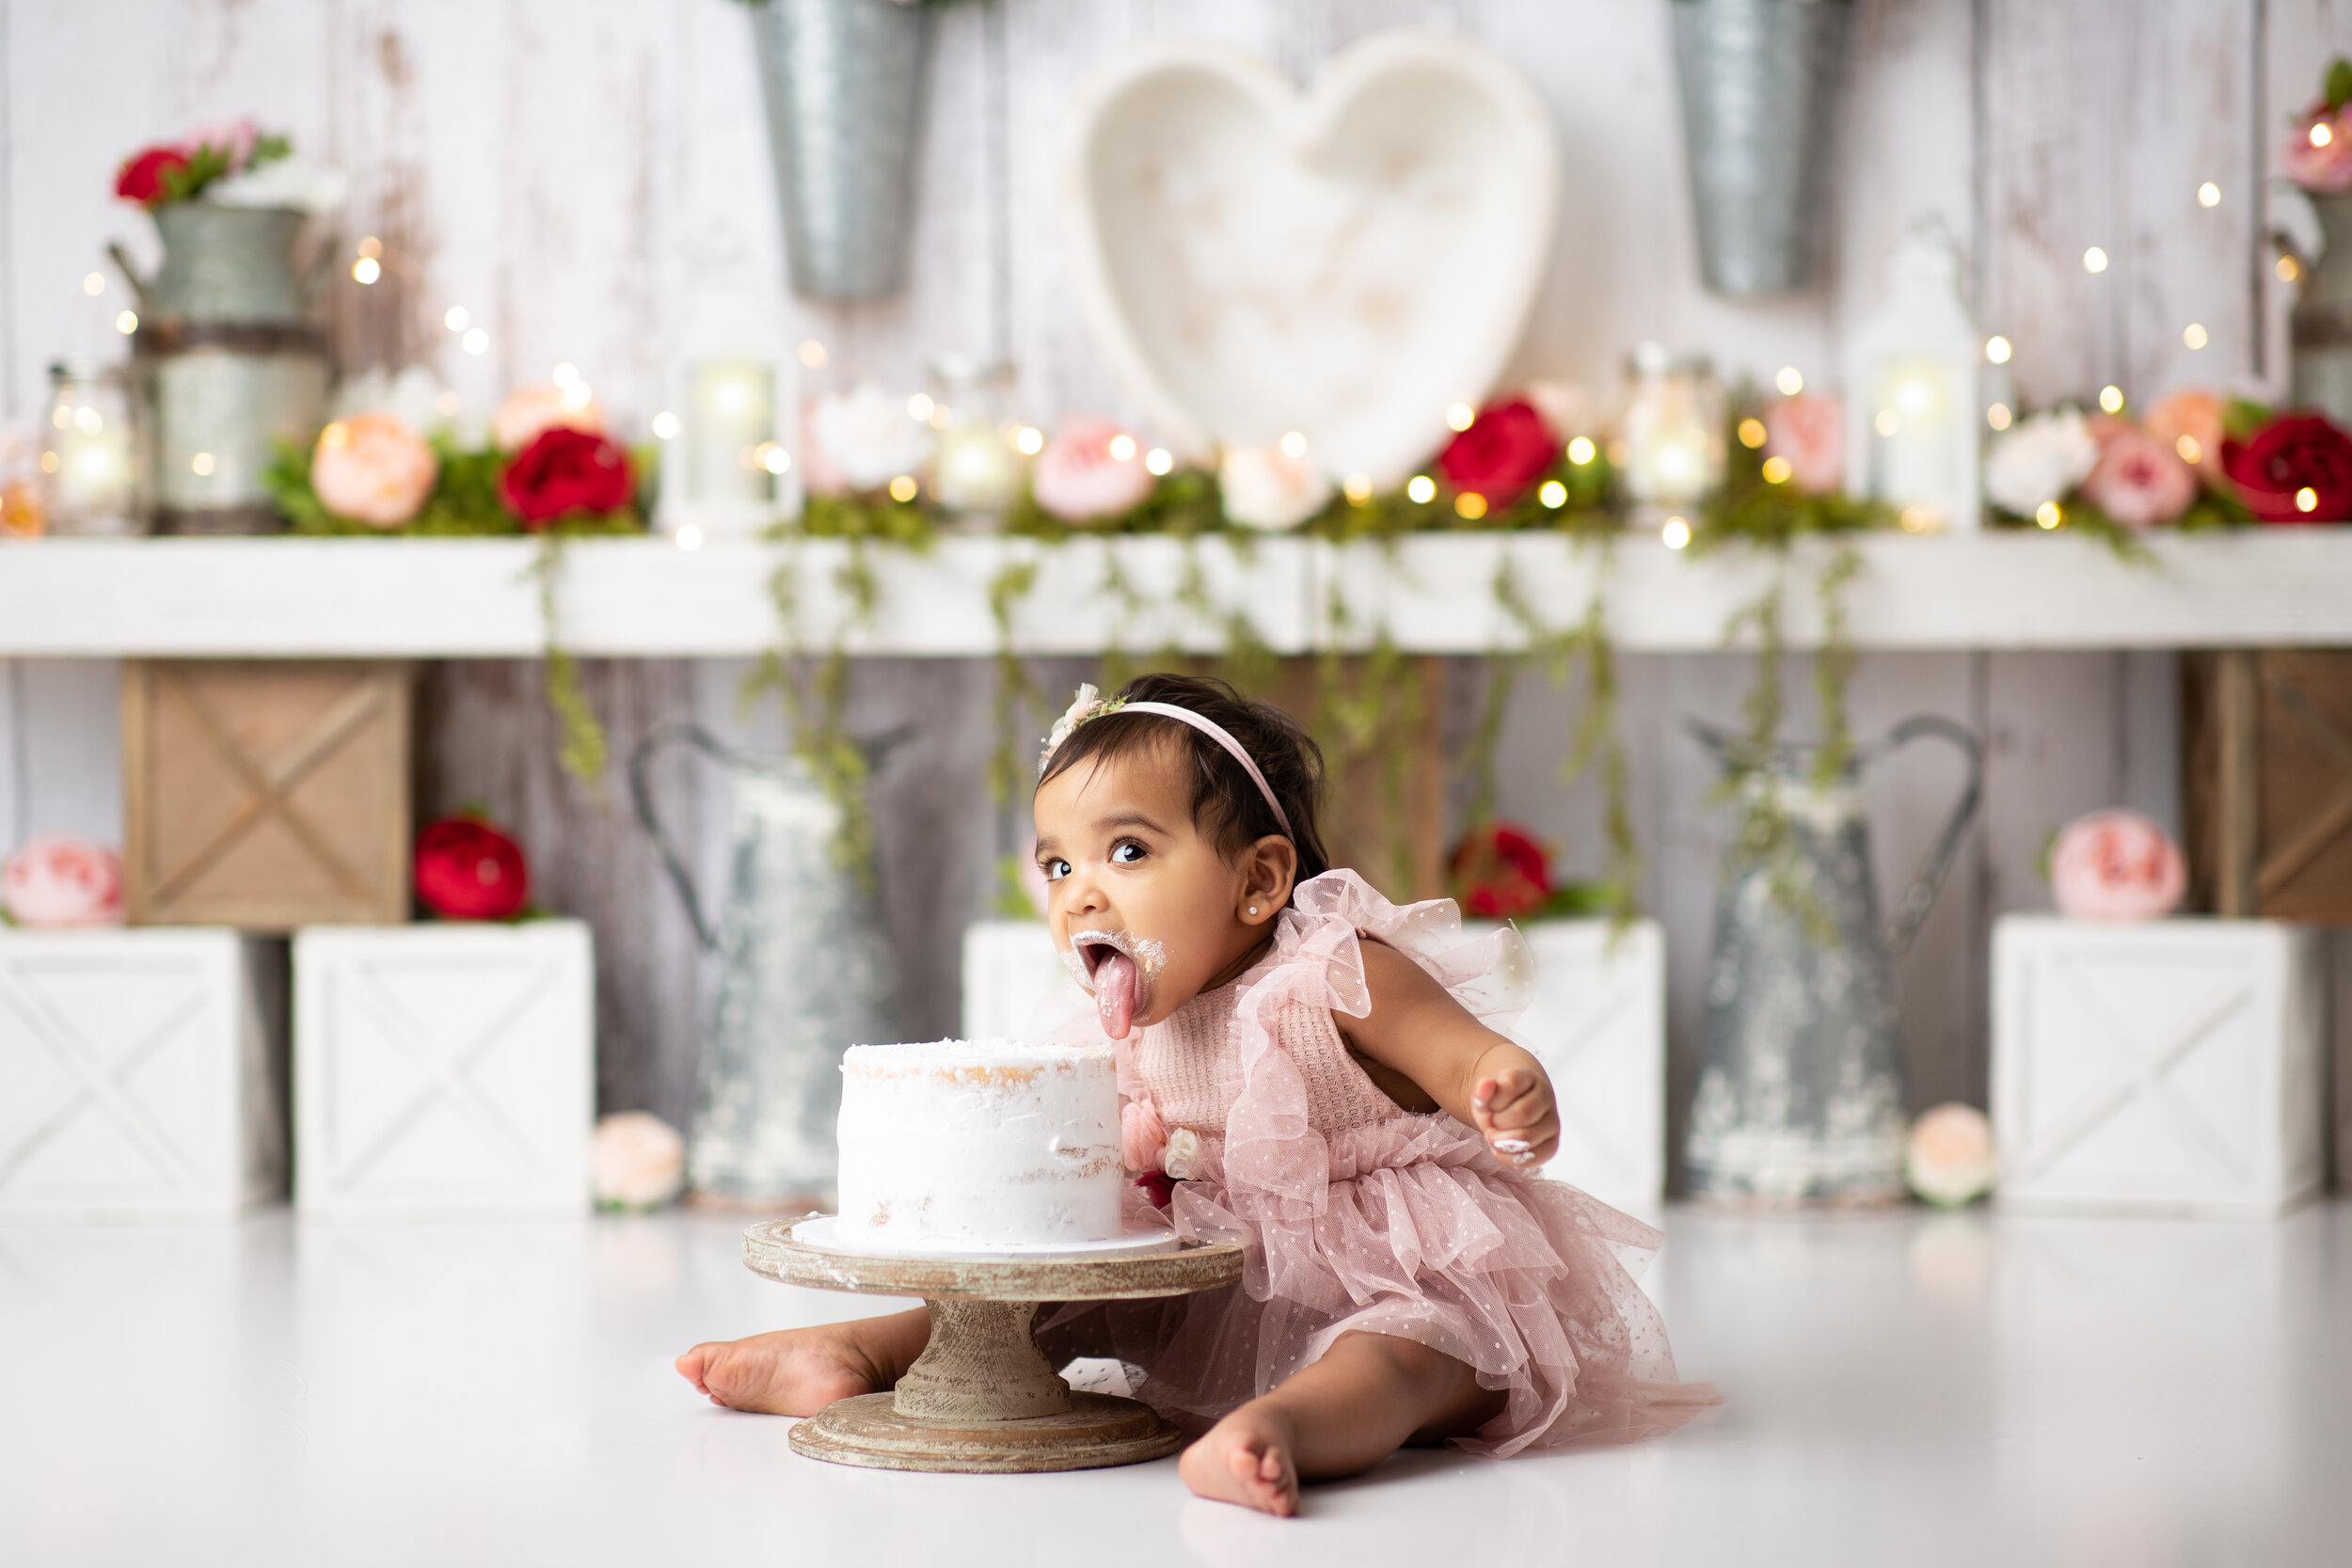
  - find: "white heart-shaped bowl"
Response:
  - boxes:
[1060,32,1559,488]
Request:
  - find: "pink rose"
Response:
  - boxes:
[591,1112,685,1211]
[2,834,125,927]
[1763,392,1844,495]
[2080,424,2197,529]
[492,384,603,452]
[1120,1097,1168,1174]
[1031,418,1154,524]
[2145,388,2224,472]
[1905,1103,1995,1207]
[310,413,437,528]
[185,119,260,173]
[1520,380,1597,443]
[2286,105,2352,194]
[2051,809,2185,919]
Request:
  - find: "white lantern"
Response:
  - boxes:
[1620,342,1725,506]
[659,230,798,541]
[1843,219,1981,532]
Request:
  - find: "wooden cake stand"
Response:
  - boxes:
[742,1217,1244,1474]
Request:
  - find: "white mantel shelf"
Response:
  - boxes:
[2,531,2348,659]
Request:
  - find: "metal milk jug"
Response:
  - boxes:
[1684,715,1981,1204]
[633,725,898,1207]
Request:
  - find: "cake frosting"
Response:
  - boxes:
[835,1039,1124,1250]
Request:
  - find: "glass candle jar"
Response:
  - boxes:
[42,360,146,534]
[1620,342,1726,507]
[928,354,1025,516]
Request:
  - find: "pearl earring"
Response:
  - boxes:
[1248,905,1259,916]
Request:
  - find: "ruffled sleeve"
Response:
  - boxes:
[1222,869,1533,1216]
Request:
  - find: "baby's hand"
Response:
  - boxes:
[1470,1065,1559,1169]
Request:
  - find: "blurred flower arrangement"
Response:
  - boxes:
[2284,57,2352,195]
[115,119,291,208]
[1,834,125,927]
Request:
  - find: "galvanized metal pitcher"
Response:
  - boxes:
[632,725,898,1207]
[1670,0,1854,295]
[112,202,329,534]
[1684,716,1981,1203]
[750,0,930,301]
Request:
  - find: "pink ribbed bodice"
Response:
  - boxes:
[1128,962,1401,1136]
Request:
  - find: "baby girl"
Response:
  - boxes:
[678,673,1718,1514]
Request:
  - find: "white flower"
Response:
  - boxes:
[1040,683,1117,772]
[207,155,350,214]
[1162,1126,1202,1180]
[1219,442,1332,531]
[807,383,934,494]
[1984,408,2099,516]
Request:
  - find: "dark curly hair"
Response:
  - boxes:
[1037,673,1330,889]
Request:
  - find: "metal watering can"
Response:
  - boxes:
[1684,715,1982,1204]
[632,725,898,1207]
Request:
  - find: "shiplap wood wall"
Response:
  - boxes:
[1,0,2344,1169]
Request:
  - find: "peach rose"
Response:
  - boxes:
[1031,418,1154,524]
[591,1112,685,1211]
[1120,1097,1168,1175]
[2051,809,2185,919]
[493,384,604,451]
[310,414,437,528]
[2145,388,2224,472]
[2,833,125,927]
[1905,1103,1995,1208]
[1763,392,1845,495]
[2081,425,2197,529]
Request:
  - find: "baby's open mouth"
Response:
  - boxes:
[1069,928,1152,1040]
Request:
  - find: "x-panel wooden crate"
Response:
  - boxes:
[122,660,414,929]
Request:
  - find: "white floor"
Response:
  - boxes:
[3,1202,2346,1568]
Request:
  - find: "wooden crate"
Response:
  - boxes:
[2184,650,2352,918]
[122,660,414,929]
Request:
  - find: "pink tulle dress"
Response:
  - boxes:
[1038,869,1721,1455]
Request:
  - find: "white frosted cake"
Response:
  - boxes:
[834,1039,1124,1251]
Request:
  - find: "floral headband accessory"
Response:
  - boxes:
[1039,684,1295,838]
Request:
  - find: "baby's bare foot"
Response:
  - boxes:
[1180,1402,1300,1517]
[675,1325,883,1417]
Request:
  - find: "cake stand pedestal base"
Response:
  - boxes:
[743,1218,1244,1475]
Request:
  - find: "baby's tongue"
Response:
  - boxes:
[1094,950,1139,1039]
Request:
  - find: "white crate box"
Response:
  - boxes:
[1993,916,2327,1218]
[964,916,1667,1212]
[0,928,284,1222]
[1486,920,1667,1212]
[294,921,593,1218]
[961,920,1076,1041]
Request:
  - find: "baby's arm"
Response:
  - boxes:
[1338,940,1560,1167]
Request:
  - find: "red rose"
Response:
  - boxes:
[1447,822,1552,919]
[499,426,633,528]
[2219,412,2352,523]
[116,145,190,206]
[1437,400,1561,510]
[415,816,531,920]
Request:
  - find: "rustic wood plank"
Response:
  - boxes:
[423,657,703,1126]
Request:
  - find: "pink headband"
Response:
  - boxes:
[1040,688,1294,839]
[1117,703,1295,838]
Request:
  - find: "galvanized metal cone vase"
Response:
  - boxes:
[2291,193,2352,426]
[124,202,328,535]
[752,0,931,302]
[1670,0,1853,296]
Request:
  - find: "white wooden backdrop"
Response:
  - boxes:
[1,0,2345,1177]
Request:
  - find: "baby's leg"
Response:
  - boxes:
[675,1307,930,1416]
[1179,1331,1502,1517]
